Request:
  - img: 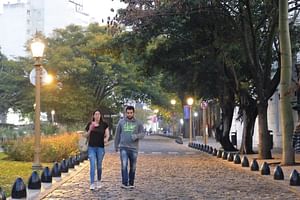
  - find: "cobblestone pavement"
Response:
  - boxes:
[40,136,300,200]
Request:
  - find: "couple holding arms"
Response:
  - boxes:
[84,105,144,190]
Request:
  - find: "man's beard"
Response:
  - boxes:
[127,116,133,120]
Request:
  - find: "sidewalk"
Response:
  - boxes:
[188,136,300,195]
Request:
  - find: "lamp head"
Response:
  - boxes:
[170,99,176,105]
[187,97,194,106]
[31,38,45,58]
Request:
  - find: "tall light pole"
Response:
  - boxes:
[187,97,194,143]
[51,110,55,124]
[194,112,198,138]
[31,37,45,170]
[154,109,159,133]
[170,99,176,136]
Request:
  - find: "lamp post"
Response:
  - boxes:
[51,110,55,124]
[31,37,45,170]
[179,118,184,136]
[170,99,176,136]
[194,112,198,138]
[187,97,194,143]
[154,109,159,133]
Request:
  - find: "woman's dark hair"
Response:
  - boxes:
[91,109,104,122]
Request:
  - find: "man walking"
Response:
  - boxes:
[114,105,144,189]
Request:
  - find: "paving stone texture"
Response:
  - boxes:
[39,135,300,200]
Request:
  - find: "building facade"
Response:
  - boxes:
[0,0,90,58]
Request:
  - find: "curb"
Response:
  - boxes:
[38,161,89,199]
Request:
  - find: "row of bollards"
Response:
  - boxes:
[0,152,88,200]
[189,142,300,186]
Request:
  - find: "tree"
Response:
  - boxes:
[116,0,248,150]
[279,0,295,165]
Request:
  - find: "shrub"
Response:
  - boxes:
[3,132,80,162]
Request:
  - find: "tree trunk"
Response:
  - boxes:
[257,102,272,159]
[279,0,295,165]
[239,89,257,154]
[239,107,257,154]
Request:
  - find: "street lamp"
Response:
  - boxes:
[51,110,55,124]
[170,99,176,106]
[154,109,159,133]
[187,97,194,143]
[179,118,184,135]
[170,99,176,136]
[194,112,198,138]
[31,37,45,170]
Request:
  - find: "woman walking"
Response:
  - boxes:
[84,109,109,190]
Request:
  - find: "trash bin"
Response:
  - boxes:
[231,132,237,146]
[268,130,273,149]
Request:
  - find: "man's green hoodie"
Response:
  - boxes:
[114,117,144,152]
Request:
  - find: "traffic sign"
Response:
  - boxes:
[29,67,48,86]
[201,101,208,109]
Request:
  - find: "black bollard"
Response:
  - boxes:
[197,143,201,150]
[0,187,6,200]
[41,167,52,183]
[68,157,75,169]
[273,166,284,180]
[227,153,234,162]
[241,156,249,167]
[60,159,69,173]
[206,145,210,152]
[290,169,300,186]
[222,151,228,160]
[28,171,41,190]
[250,159,259,171]
[212,148,217,156]
[75,155,80,165]
[234,154,241,164]
[51,162,61,177]
[209,147,213,154]
[71,156,77,166]
[216,150,222,158]
[260,162,270,175]
[11,177,26,199]
[199,144,203,151]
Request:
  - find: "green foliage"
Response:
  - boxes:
[41,123,59,135]
[0,126,27,141]
[3,132,79,162]
[0,152,52,197]
[0,55,32,115]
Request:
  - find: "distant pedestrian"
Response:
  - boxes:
[84,109,109,190]
[114,105,144,189]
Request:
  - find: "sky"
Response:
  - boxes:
[0,0,127,21]
[85,0,127,22]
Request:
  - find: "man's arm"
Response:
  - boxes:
[132,122,145,141]
[114,121,121,151]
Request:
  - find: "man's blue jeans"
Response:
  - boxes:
[88,146,105,184]
[120,148,138,186]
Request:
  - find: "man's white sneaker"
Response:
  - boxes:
[96,181,102,189]
[129,185,135,189]
[90,183,95,190]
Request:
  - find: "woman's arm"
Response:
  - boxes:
[104,127,109,143]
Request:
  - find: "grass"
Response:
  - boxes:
[0,152,51,197]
